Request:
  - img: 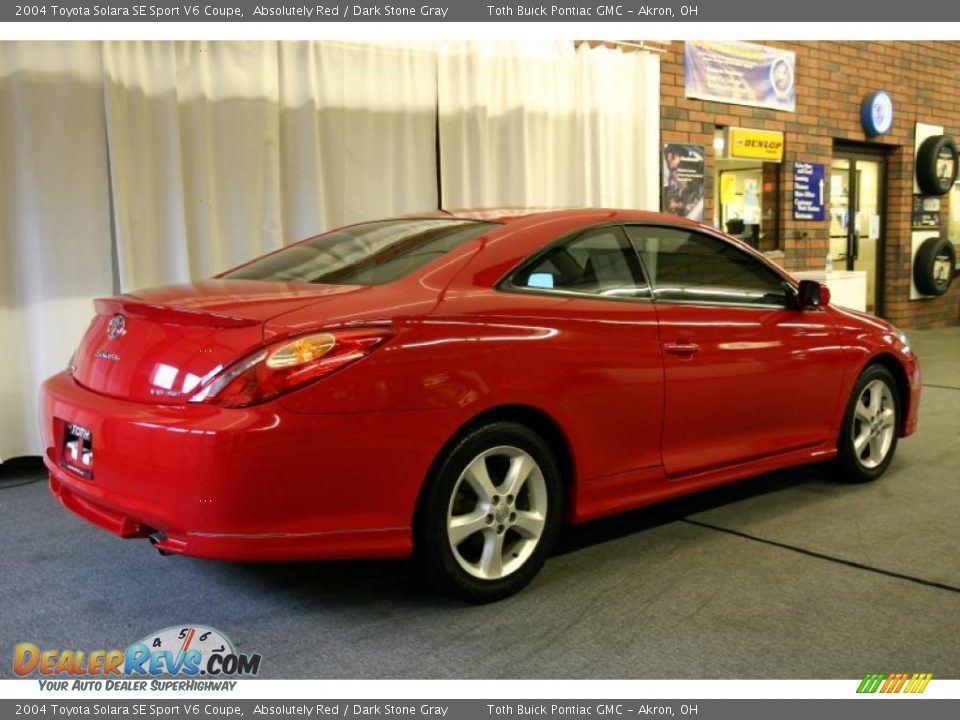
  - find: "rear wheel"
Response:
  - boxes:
[415,422,562,603]
[834,364,900,482]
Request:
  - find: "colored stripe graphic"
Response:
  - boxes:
[905,673,934,693]
[857,673,885,693]
[857,672,932,693]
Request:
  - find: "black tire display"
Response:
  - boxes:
[915,135,959,196]
[913,236,956,296]
[414,421,562,603]
[833,364,900,483]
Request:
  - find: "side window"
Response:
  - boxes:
[512,227,648,299]
[624,226,788,306]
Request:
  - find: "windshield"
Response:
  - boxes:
[223,218,497,286]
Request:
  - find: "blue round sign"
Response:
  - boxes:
[861,91,894,136]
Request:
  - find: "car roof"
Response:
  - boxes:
[409,207,708,229]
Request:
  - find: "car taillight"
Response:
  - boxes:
[190,327,393,408]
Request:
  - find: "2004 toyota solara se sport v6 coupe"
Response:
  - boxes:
[41,208,920,602]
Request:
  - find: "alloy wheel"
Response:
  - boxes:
[446,445,548,580]
[852,379,896,469]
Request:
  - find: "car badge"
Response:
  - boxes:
[107,314,126,340]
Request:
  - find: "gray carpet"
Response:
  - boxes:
[1,328,958,679]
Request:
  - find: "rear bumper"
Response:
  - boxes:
[41,371,461,561]
[46,474,410,561]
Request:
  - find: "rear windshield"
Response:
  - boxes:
[223,218,497,286]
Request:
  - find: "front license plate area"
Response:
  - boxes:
[61,421,94,479]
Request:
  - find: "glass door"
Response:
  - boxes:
[829,151,886,314]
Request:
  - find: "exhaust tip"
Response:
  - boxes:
[149,532,173,556]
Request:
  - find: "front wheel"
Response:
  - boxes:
[414,422,562,603]
[834,364,900,482]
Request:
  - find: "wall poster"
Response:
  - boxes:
[662,143,705,222]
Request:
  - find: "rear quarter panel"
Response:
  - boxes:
[278,213,669,486]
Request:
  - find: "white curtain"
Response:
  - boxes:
[103,42,285,290]
[438,41,579,208]
[0,43,115,464]
[278,42,438,240]
[103,41,438,291]
[0,41,439,461]
[0,40,659,461]
[575,44,660,209]
[439,41,660,211]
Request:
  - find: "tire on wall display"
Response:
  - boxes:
[915,135,959,196]
[913,236,956,296]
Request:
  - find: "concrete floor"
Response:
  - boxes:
[1,327,958,679]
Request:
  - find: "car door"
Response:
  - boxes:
[503,225,665,481]
[624,224,845,478]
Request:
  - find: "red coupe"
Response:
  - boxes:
[41,209,920,602]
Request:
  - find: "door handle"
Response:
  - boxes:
[665,341,700,357]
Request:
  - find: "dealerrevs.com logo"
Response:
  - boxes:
[14,625,261,691]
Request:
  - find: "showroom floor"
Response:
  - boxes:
[2,328,958,679]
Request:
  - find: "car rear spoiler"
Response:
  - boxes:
[94,298,259,328]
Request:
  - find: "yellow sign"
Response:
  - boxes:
[720,173,738,204]
[728,127,785,162]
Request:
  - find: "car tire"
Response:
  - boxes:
[833,364,900,483]
[913,236,956,296]
[414,421,562,603]
[915,135,959,196]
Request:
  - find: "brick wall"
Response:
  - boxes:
[659,41,960,329]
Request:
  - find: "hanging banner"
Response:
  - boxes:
[685,41,796,112]
[793,162,826,220]
[662,143,705,222]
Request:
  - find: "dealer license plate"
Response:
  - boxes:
[61,421,94,479]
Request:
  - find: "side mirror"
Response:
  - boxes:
[795,279,830,310]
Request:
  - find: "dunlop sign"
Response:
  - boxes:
[727,127,785,162]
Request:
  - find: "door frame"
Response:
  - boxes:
[832,141,891,317]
